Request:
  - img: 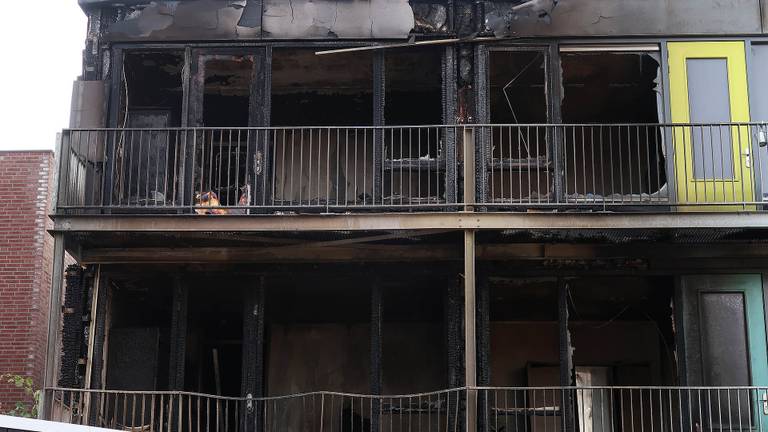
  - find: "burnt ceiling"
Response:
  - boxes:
[80,0,765,40]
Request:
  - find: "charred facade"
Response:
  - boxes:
[42,1,768,432]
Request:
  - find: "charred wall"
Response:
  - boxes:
[485,0,765,38]
[80,0,767,43]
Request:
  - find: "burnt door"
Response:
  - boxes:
[186,49,269,211]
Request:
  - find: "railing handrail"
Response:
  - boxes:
[55,122,768,214]
[43,385,768,402]
[60,122,768,132]
[42,386,466,401]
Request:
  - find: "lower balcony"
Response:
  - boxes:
[55,123,768,216]
[42,386,768,432]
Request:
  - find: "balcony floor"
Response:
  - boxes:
[52,211,768,233]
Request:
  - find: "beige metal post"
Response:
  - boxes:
[463,124,478,432]
[464,229,477,432]
[41,233,66,419]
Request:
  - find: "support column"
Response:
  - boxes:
[464,230,477,432]
[373,51,385,204]
[169,278,188,391]
[242,276,265,432]
[177,47,193,208]
[41,233,66,419]
[251,47,272,208]
[442,45,458,205]
[548,43,565,202]
[558,278,574,432]
[86,268,110,425]
[370,280,383,432]
[445,267,464,432]
[85,267,101,390]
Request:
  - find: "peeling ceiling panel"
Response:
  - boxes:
[100,0,416,41]
[104,0,262,41]
[262,0,415,39]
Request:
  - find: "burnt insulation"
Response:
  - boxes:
[59,265,86,389]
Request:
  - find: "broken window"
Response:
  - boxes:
[488,276,676,432]
[383,279,446,393]
[384,48,446,205]
[567,277,676,385]
[560,51,667,201]
[385,48,442,125]
[489,278,562,432]
[194,55,256,209]
[489,278,559,387]
[107,275,175,392]
[567,277,676,432]
[488,49,552,204]
[270,49,374,206]
[201,56,254,127]
[186,279,243,397]
[115,51,184,207]
[272,49,373,127]
[265,273,371,395]
[265,274,372,431]
[122,51,185,127]
[486,48,669,205]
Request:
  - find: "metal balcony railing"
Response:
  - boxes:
[56,126,459,214]
[41,386,768,432]
[41,387,464,432]
[55,123,768,215]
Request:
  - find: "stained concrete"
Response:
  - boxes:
[486,0,763,37]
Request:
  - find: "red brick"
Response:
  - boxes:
[0,151,54,409]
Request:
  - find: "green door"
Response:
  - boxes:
[681,274,768,428]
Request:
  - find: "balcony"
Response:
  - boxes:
[55,123,768,216]
[42,386,768,432]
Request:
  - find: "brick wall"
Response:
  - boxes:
[0,151,55,412]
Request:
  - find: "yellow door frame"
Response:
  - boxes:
[667,41,754,210]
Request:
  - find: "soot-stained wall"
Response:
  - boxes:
[96,0,417,41]
[485,0,765,37]
[84,0,767,42]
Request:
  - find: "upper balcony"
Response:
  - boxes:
[53,123,768,232]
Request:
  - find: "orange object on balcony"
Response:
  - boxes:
[194,191,228,215]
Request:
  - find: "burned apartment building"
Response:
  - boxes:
[41,1,768,432]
